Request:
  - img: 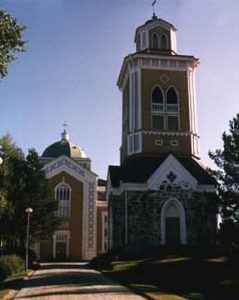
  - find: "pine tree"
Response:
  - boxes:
[209,113,239,220]
[209,114,239,248]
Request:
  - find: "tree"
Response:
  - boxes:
[0,135,59,250]
[209,114,239,248]
[209,113,239,220]
[0,9,26,78]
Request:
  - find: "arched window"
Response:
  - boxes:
[56,184,70,201]
[161,34,168,49]
[151,86,164,130]
[152,86,163,104]
[152,33,159,49]
[167,87,178,104]
[166,87,179,131]
[55,183,71,218]
[151,86,180,132]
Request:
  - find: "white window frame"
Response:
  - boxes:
[53,230,70,259]
[54,182,72,218]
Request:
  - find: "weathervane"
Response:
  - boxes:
[152,0,157,17]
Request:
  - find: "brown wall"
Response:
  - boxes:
[140,68,193,157]
[141,69,190,132]
[40,171,84,260]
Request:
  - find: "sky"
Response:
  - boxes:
[0,0,239,179]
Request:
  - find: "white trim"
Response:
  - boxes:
[170,28,177,52]
[118,54,198,89]
[143,131,195,137]
[161,199,187,245]
[147,154,198,190]
[97,200,108,207]
[124,190,128,244]
[127,132,142,155]
[137,69,142,129]
[43,155,97,182]
[109,207,113,249]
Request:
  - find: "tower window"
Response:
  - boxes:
[152,86,163,103]
[152,33,159,49]
[151,86,180,132]
[151,86,164,112]
[152,115,164,130]
[160,34,168,49]
[166,87,179,113]
[168,116,179,131]
[167,87,178,104]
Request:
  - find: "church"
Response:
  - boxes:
[35,129,108,261]
[106,13,218,253]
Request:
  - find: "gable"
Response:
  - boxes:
[43,155,97,183]
[147,154,197,190]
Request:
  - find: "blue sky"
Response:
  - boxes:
[1,0,239,179]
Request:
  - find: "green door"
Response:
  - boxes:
[166,217,180,246]
[55,242,67,260]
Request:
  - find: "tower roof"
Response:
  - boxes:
[134,15,177,43]
[42,129,87,159]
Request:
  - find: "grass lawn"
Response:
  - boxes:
[0,272,26,299]
[103,256,239,300]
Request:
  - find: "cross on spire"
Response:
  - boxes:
[151,0,157,18]
[61,121,69,140]
[63,121,68,132]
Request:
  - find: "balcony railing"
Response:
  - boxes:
[151,103,179,113]
[151,103,164,112]
[166,104,179,113]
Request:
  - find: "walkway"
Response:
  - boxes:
[14,262,146,299]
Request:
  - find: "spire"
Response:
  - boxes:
[61,122,69,141]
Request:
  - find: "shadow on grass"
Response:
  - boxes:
[104,257,239,300]
[0,273,26,298]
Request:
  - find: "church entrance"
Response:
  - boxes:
[161,200,186,246]
[55,241,67,260]
[54,232,69,261]
[165,216,180,245]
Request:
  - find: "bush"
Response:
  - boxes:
[0,255,24,281]
[90,253,114,270]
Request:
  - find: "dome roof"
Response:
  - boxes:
[42,130,87,159]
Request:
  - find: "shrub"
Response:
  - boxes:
[0,255,24,281]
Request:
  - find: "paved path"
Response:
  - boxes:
[14,262,146,299]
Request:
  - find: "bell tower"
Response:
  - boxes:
[118,14,200,164]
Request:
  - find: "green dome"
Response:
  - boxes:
[42,130,87,159]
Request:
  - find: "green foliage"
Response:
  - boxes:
[209,114,239,250]
[0,255,24,281]
[209,113,239,220]
[0,134,59,249]
[0,9,26,78]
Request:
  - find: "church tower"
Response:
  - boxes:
[107,11,217,252]
[118,15,200,164]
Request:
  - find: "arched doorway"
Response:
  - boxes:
[161,199,186,246]
[165,203,180,245]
